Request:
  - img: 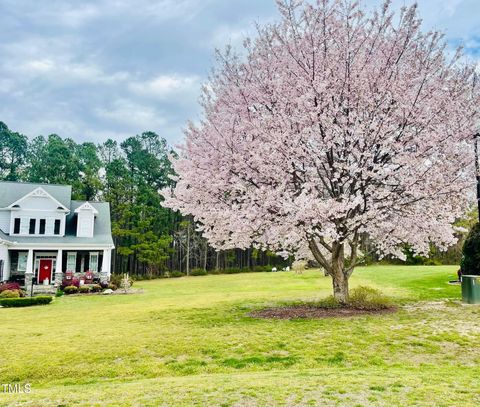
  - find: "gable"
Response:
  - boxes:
[0,182,71,209]
[8,187,69,212]
[74,201,99,214]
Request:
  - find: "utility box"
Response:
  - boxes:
[461,275,480,304]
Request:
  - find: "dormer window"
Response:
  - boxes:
[75,202,98,238]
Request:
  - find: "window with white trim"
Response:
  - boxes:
[89,252,99,272]
[66,252,76,272]
[17,252,28,272]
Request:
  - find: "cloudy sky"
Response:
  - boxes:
[1,0,479,145]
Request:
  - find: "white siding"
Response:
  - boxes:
[0,245,10,281]
[0,211,9,232]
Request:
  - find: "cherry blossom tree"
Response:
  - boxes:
[162,0,480,302]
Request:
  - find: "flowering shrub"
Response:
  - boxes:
[78,286,90,293]
[0,282,21,293]
[61,278,80,289]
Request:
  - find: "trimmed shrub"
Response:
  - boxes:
[0,296,52,307]
[0,282,21,293]
[190,268,208,276]
[461,222,480,275]
[79,286,90,294]
[90,284,102,293]
[61,278,80,289]
[63,286,79,295]
[0,289,21,298]
[55,289,64,297]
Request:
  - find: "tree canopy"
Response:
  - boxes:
[163,0,480,301]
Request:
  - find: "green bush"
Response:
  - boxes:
[63,286,78,295]
[90,284,102,293]
[223,268,243,274]
[0,289,20,298]
[0,296,52,307]
[55,289,64,297]
[252,265,273,272]
[309,286,391,310]
[170,271,184,278]
[461,222,480,275]
[348,286,391,310]
[79,286,90,293]
[190,268,208,276]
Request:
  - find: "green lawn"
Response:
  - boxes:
[1,265,479,406]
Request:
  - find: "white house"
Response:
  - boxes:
[0,181,114,292]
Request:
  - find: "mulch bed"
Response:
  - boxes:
[249,305,397,320]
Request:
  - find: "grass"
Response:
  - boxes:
[1,265,480,406]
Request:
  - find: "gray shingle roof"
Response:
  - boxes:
[0,181,71,208]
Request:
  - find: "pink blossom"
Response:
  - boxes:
[162,0,480,301]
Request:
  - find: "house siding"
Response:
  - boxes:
[0,211,9,232]
[0,245,10,281]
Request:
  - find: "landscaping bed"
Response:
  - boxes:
[250,286,396,319]
[250,304,397,319]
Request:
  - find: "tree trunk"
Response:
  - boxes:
[331,242,349,303]
[309,240,350,304]
[186,223,190,276]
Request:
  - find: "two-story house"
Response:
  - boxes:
[0,181,114,292]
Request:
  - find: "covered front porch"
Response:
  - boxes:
[8,248,112,291]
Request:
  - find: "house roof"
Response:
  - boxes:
[0,182,114,247]
[0,181,72,209]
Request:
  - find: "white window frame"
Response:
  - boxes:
[66,252,76,272]
[89,252,99,272]
[17,252,28,272]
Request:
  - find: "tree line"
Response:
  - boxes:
[0,121,288,277]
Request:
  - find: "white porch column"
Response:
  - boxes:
[100,249,111,283]
[24,249,34,295]
[26,249,34,274]
[55,249,63,286]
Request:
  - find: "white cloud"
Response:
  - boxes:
[95,99,167,129]
[129,74,201,99]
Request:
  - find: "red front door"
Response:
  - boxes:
[38,259,53,284]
